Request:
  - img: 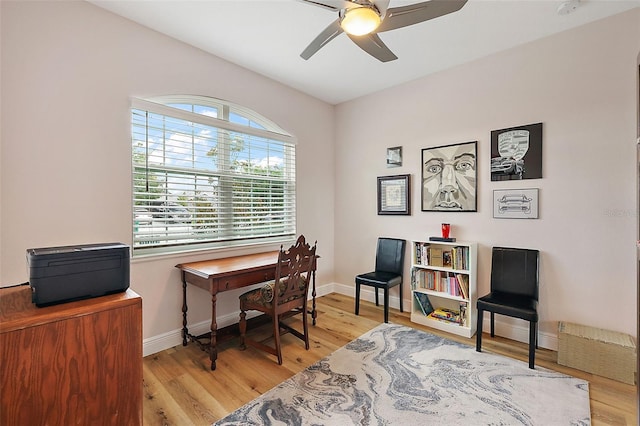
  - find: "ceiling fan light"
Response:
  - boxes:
[340,7,381,36]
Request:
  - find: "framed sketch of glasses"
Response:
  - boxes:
[378,174,411,215]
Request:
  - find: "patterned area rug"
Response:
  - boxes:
[214,323,590,425]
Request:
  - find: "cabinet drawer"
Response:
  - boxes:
[216,268,275,291]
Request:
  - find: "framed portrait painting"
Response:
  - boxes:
[421,141,477,212]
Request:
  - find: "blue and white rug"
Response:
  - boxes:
[215,323,590,425]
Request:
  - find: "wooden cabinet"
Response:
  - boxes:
[410,240,478,338]
[0,286,142,426]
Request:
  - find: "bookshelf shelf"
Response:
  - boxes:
[410,240,477,338]
[415,287,466,302]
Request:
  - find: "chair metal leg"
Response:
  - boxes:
[528,321,536,369]
[355,282,360,315]
[476,308,483,352]
[490,312,495,337]
[399,282,403,313]
[375,288,379,306]
[383,287,389,323]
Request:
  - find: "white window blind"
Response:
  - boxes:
[131,96,296,255]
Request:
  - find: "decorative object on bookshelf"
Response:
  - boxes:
[377,174,411,215]
[490,122,543,181]
[493,188,539,219]
[441,223,450,238]
[410,240,477,338]
[429,236,456,242]
[421,141,477,212]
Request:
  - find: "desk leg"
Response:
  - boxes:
[181,277,189,346]
[209,293,218,371]
[311,269,317,326]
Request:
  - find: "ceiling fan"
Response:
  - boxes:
[299,0,468,62]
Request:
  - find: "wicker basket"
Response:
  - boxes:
[558,322,636,385]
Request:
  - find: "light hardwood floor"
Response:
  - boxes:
[143,293,638,425]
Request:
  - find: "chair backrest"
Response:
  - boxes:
[273,235,317,310]
[374,238,406,275]
[490,246,539,300]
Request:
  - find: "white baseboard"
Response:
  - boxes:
[143,282,556,356]
[143,282,336,357]
[331,283,558,350]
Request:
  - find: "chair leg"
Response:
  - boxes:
[383,287,389,323]
[476,308,483,352]
[490,312,495,337]
[355,282,360,316]
[239,310,247,350]
[528,321,536,369]
[273,314,283,365]
[302,305,310,350]
[375,288,379,306]
[399,283,403,313]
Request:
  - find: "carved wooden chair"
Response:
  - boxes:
[239,235,317,365]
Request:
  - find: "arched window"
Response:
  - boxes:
[131,95,296,255]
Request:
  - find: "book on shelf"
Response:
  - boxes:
[459,301,468,327]
[414,242,430,265]
[442,250,452,267]
[428,307,461,324]
[429,247,443,267]
[455,274,469,300]
[451,246,469,270]
[413,292,434,316]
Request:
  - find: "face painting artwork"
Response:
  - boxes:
[422,142,477,212]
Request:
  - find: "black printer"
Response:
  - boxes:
[27,243,130,307]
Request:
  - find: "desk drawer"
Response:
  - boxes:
[217,269,275,291]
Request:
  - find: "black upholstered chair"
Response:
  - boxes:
[239,235,317,365]
[355,237,406,323]
[476,246,540,369]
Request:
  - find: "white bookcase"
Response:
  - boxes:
[410,240,477,338]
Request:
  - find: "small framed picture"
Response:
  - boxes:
[387,146,402,167]
[493,188,539,219]
[377,174,411,215]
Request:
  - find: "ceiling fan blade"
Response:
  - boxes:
[298,0,354,12]
[301,19,344,60]
[373,0,391,18]
[377,0,468,33]
[348,33,398,62]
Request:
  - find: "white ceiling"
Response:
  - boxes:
[89,0,639,105]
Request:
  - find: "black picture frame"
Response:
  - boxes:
[377,174,411,215]
[386,146,403,167]
[421,141,477,212]
[490,122,543,181]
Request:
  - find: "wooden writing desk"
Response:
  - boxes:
[176,251,318,370]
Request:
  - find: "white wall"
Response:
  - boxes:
[334,8,640,344]
[2,1,638,353]
[0,1,335,343]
